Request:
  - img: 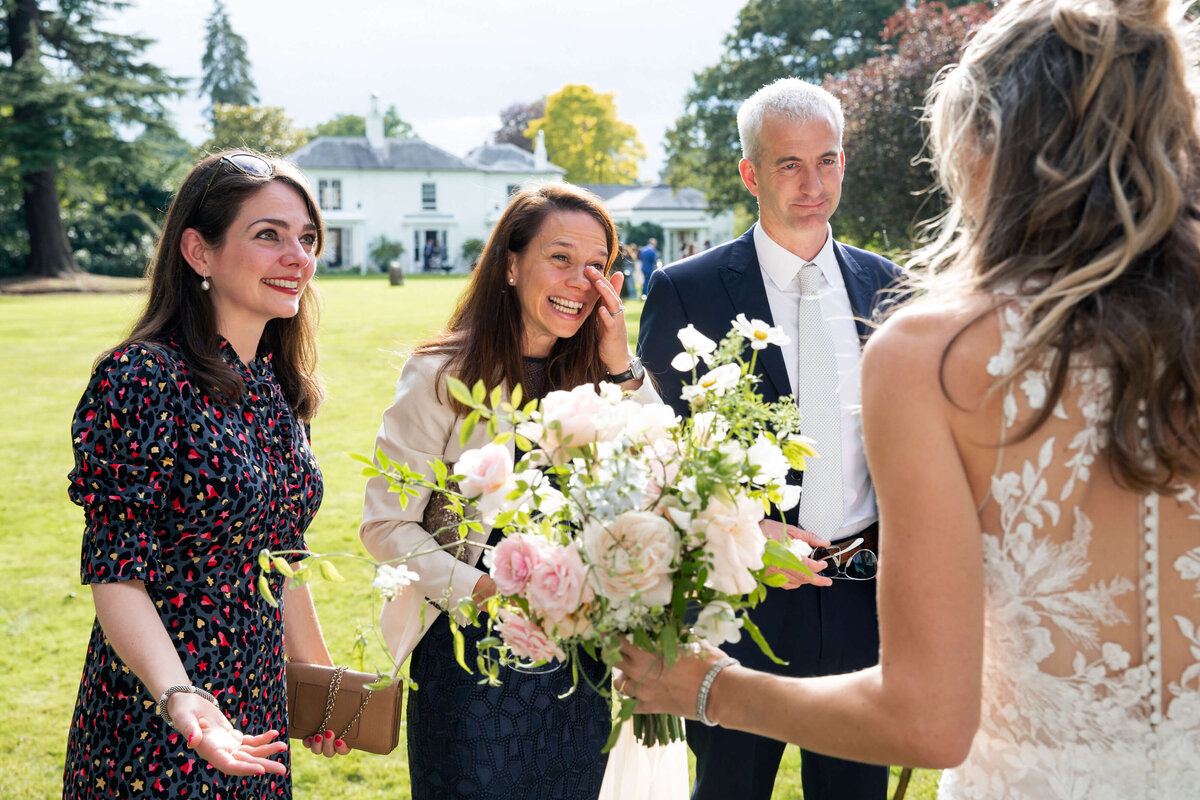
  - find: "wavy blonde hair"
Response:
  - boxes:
[912,0,1200,491]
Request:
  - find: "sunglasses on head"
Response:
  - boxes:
[197,153,274,210]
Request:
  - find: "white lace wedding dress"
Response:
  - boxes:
[938,304,1200,799]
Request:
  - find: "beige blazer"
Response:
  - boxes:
[360,353,500,666]
[360,352,661,667]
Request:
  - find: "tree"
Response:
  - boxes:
[312,106,415,139]
[199,0,256,118]
[0,0,182,277]
[494,99,544,152]
[200,104,310,155]
[526,85,644,184]
[827,2,994,248]
[662,0,904,213]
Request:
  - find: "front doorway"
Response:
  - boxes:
[417,230,449,272]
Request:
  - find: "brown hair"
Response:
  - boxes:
[415,183,619,412]
[915,0,1200,491]
[109,149,325,421]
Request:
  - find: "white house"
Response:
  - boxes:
[581,184,735,265]
[291,97,734,273]
[291,97,564,273]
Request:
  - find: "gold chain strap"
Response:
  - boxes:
[316,666,375,741]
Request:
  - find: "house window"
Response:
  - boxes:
[318,179,342,210]
[506,184,519,197]
[421,182,437,211]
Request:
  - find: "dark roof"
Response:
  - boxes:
[464,142,563,173]
[580,184,710,211]
[291,137,472,170]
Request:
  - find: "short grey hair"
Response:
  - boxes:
[737,78,845,163]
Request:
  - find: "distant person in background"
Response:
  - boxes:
[638,237,659,299]
[63,150,342,799]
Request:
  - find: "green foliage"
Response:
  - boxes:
[828,2,995,248]
[662,0,903,212]
[0,0,185,276]
[369,235,406,270]
[313,105,415,139]
[494,98,544,152]
[621,221,664,248]
[200,103,310,155]
[460,238,485,267]
[199,0,257,117]
[526,85,645,184]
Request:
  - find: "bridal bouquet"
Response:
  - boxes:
[258,316,818,748]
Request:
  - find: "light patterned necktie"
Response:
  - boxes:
[795,263,843,539]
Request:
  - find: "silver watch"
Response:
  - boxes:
[607,356,645,383]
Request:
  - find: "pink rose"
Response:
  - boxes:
[456,443,513,498]
[582,511,680,608]
[525,544,594,622]
[539,384,603,454]
[495,609,565,663]
[694,492,766,595]
[487,533,547,596]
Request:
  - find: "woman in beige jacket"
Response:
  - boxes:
[361,184,654,800]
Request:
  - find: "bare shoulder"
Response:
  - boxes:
[863,295,1003,410]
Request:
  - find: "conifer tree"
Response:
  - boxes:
[0,0,181,277]
[199,0,257,118]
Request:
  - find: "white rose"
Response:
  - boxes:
[625,403,679,444]
[693,600,744,646]
[694,492,766,595]
[582,511,680,608]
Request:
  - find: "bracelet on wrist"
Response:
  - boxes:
[697,656,738,727]
[156,684,219,729]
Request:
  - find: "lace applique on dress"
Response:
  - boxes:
[939,302,1200,800]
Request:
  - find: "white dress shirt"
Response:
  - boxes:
[753,222,877,540]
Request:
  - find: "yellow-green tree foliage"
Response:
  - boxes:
[526,85,645,184]
[200,104,311,156]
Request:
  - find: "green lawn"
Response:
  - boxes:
[0,274,939,799]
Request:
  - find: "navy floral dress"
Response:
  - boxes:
[62,337,322,799]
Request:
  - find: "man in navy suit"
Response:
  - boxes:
[637,79,903,800]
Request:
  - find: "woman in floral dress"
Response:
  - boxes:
[63,150,341,798]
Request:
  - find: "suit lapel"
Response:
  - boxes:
[718,230,792,400]
[834,241,877,343]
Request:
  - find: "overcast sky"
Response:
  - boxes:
[109,0,748,180]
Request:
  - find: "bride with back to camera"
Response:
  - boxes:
[616,0,1200,797]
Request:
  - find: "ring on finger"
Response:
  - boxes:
[612,305,625,316]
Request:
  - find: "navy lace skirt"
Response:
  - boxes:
[407,579,610,798]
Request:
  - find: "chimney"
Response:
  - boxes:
[366,92,385,152]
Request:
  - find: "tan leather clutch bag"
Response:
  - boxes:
[285,662,402,755]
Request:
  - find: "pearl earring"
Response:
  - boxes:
[201,275,211,291]
[507,277,515,285]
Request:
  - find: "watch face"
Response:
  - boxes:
[630,358,645,379]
